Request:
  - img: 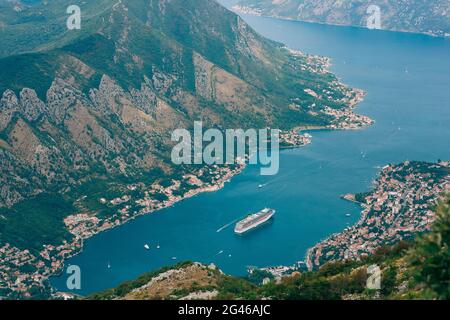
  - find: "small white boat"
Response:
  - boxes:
[144,244,150,250]
[172,257,177,260]
[346,213,351,217]
[157,245,160,249]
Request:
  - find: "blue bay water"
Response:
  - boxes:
[50,13,450,295]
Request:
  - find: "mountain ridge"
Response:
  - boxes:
[234,0,450,37]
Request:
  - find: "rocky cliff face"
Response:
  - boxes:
[0,73,186,207]
[235,0,450,37]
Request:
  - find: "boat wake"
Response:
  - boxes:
[216,218,241,233]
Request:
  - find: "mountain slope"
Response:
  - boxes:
[0,0,360,210]
[234,0,450,37]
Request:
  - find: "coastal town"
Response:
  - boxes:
[255,161,450,280]
[323,105,374,130]
[0,162,245,298]
[279,130,312,148]
[64,163,245,240]
[324,87,373,130]
[306,161,450,270]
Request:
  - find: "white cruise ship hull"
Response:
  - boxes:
[234,209,275,234]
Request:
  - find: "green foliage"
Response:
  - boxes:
[0,52,59,99]
[247,269,274,285]
[355,192,371,204]
[407,195,450,299]
[0,193,75,253]
[216,276,259,300]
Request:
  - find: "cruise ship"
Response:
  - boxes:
[234,208,275,234]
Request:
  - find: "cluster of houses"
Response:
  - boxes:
[306,161,450,270]
[0,163,244,298]
[323,106,374,130]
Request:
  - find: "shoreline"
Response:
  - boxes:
[54,164,247,267]
[232,5,448,39]
[304,161,450,271]
[340,193,364,205]
[0,31,372,298]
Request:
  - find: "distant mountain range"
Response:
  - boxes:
[234,0,450,37]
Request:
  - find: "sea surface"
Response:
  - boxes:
[50,6,450,295]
